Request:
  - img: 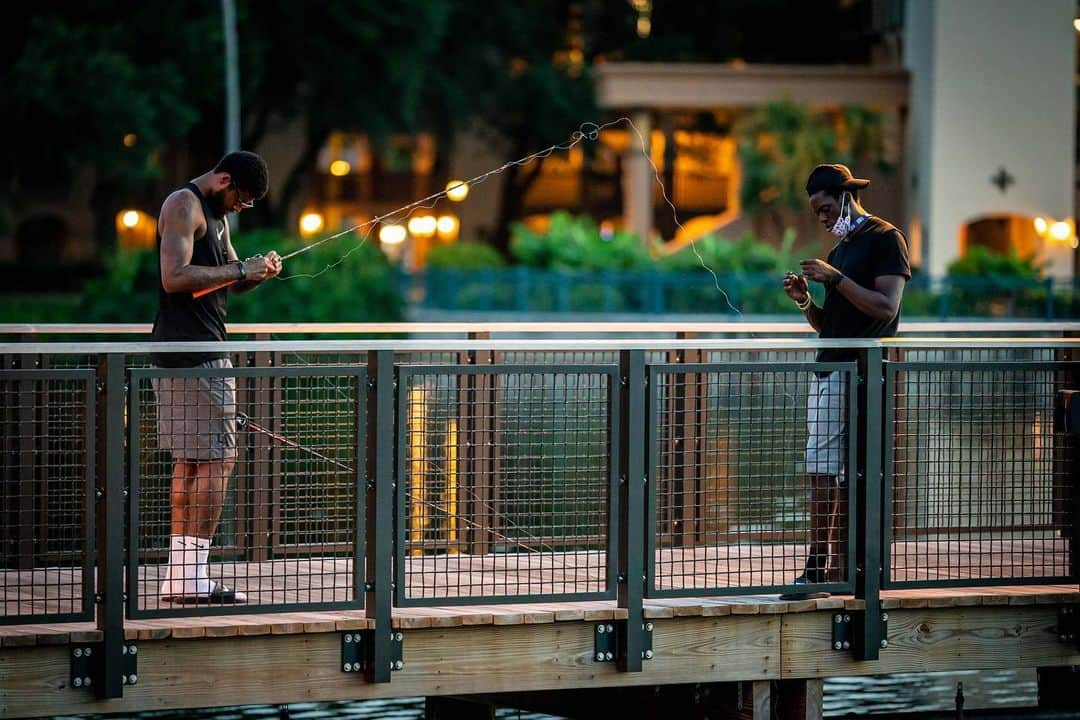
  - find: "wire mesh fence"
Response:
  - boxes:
[2,336,1079,632]
[648,362,857,596]
[128,364,365,617]
[396,365,618,605]
[0,369,95,624]
[884,349,1077,587]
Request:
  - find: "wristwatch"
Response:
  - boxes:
[826,273,844,289]
[235,260,246,281]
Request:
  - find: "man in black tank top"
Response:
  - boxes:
[780,164,911,599]
[151,151,281,604]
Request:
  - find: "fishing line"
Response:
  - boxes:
[272,116,745,317]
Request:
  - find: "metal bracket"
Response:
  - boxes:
[593,621,654,663]
[341,630,404,674]
[832,612,889,653]
[1056,605,1080,647]
[70,642,137,690]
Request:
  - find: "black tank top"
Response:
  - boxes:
[151,183,230,367]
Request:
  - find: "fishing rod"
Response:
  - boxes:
[191,120,617,300]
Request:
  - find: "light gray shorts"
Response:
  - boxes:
[151,358,237,461]
[805,372,847,478]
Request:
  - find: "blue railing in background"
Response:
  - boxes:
[412,269,1080,319]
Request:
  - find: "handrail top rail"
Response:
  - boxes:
[2,337,1079,355]
[2,321,1078,335]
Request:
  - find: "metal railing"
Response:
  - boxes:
[1,325,1077,690]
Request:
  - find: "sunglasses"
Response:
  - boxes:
[229,183,255,209]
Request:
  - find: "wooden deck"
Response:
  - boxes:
[3,540,1078,719]
[4,537,1069,615]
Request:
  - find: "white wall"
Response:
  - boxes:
[905,0,1076,278]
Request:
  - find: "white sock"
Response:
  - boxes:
[160,535,211,596]
[194,536,211,587]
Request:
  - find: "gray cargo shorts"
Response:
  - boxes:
[805,371,847,480]
[151,358,237,461]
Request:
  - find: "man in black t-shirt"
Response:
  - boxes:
[781,163,911,597]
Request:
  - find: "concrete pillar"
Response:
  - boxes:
[623,109,654,244]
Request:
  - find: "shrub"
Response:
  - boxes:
[947,245,1042,279]
[510,211,654,270]
[74,228,404,323]
[658,229,799,275]
[425,241,505,270]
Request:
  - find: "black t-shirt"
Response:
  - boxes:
[151,183,230,368]
[817,216,911,364]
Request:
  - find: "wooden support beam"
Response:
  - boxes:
[6,607,1080,719]
[734,680,771,720]
[773,679,824,720]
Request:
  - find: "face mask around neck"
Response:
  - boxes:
[830,193,851,238]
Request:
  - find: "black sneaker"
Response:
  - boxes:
[778,565,830,601]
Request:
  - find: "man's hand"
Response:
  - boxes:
[783,271,810,304]
[799,258,842,286]
[243,251,283,282]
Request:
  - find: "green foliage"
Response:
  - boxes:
[658,229,799,275]
[509,211,653,271]
[946,245,1042,278]
[735,101,888,216]
[425,242,506,270]
[225,229,404,323]
[58,228,404,324]
[5,7,217,226]
[0,295,82,323]
[80,248,161,322]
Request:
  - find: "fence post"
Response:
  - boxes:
[617,350,645,672]
[245,334,274,562]
[855,345,884,661]
[16,345,35,570]
[365,349,394,683]
[1056,335,1078,578]
[460,333,495,555]
[94,353,126,698]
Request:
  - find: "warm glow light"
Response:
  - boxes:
[636,16,651,37]
[1073,17,1080,32]
[407,215,438,238]
[1034,217,1048,236]
[121,210,140,228]
[445,180,469,202]
[1049,221,1073,242]
[379,224,407,245]
[436,215,459,240]
[299,212,325,236]
[123,133,137,148]
[330,160,351,177]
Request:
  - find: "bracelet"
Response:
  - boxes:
[795,295,812,311]
[826,273,844,289]
[235,260,246,282]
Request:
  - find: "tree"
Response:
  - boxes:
[234,1,454,227]
[735,101,889,236]
[3,5,219,250]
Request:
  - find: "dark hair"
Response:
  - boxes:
[214,151,269,199]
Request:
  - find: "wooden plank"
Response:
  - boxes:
[735,680,771,720]
[204,626,239,638]
[0,616,780,718]
[781,607,1080,678]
